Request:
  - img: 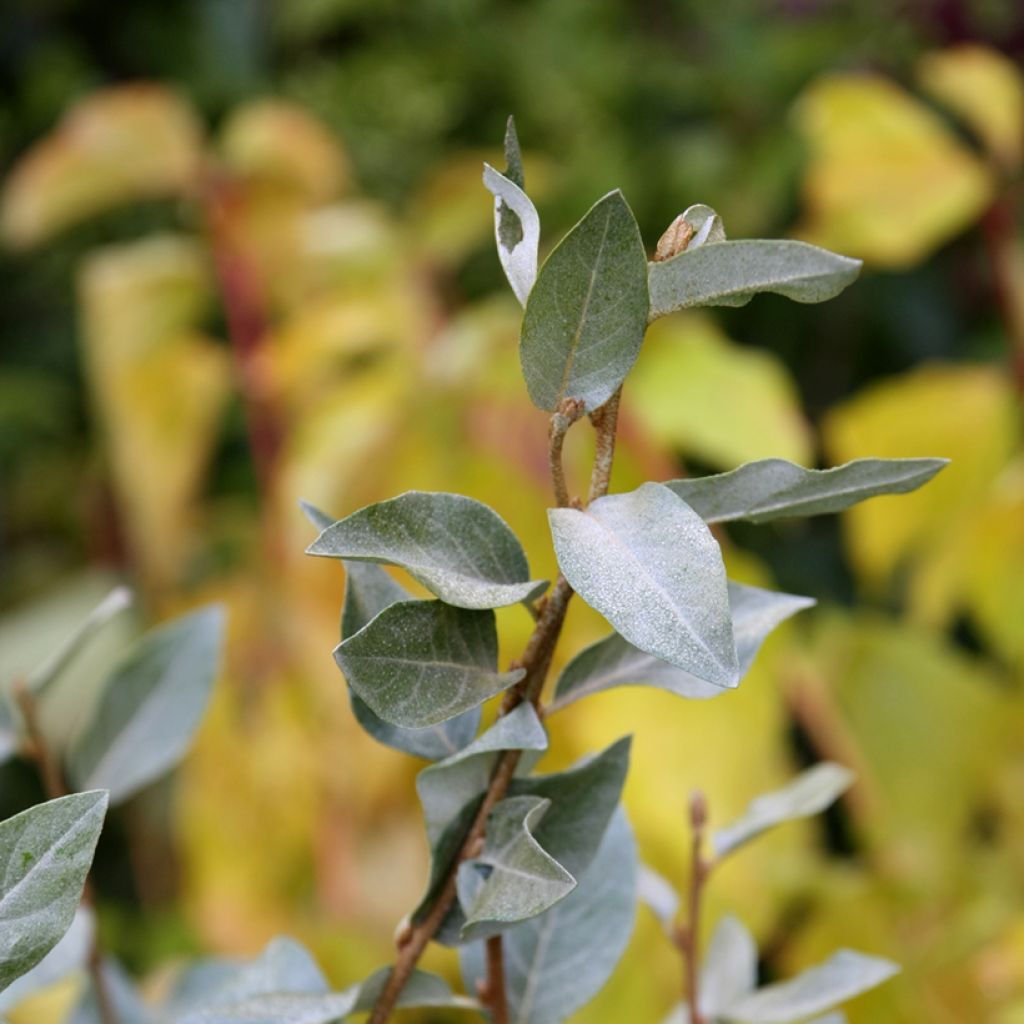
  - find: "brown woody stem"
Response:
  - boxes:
[678,790,709,1024]
[483,935,510,1024]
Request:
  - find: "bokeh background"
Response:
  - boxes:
[1,1,1023,1021]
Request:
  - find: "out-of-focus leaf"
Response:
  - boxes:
[520,190,648,412]
[307,491,546,609]
[459,796,576,940]
[334,601,524,728]
[636,864,679,933]
[66,606,224,805]
[648,239,860,318]
[793,73,993,267]
[551,581,812,710]
[713,762,854,859]
[629,314,812,468]
[668,457,948,524]
[0,792,108,992]
[726,949,898,1022]
[483,164,540,306]
[220,99,349,202]
[1,84,203,248]
[460,808,637,1024]
[549,483,738,686]
[918,44,1024,170]
[69,959,150,1024]
[700,916,758,1018]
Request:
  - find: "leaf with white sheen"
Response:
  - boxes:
[417,702,547,846]
[461,808,637,1024]
[484,164,540,307]
[0,791,108,993]
[460,796,576,940]
[549,483,738,686]
[335,601,524,728]
[667,457,949,524]
[726,949,898,1022]
[307,492,546,609]
[520,189,649,412]
[648,239,861,319]
[637,865,679,933]
[551,582,813,710]
[700,916,758,1019]
[714,762,855,859]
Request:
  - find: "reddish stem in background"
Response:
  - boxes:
[981,194,1024,393]
[675,790,709,1024]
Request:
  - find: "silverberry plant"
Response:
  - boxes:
[0,118,947,1024]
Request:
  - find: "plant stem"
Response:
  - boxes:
[483,935,510,1024]
[981,195,1024,393]
[587,387,622,503]
[13,682,118,1024]
[548,398,585,507]
[679,790,709,1024]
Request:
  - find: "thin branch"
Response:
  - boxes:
[980,194,1024,392]
[587,387,622,503]
[548,398,585,508]
[481,935,510,1024]
[676,790,709,1024]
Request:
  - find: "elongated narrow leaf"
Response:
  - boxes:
[520,190,649,411]
[714,762,855,858]
[552,582,813,710]
[549,483,738,686]
[417,702,547,846]
[0,791,108,992]
[648,239,861,319]
[667,457,949,524]
[343,563,480,760]
[461,808,637,1024]
[726,950,898,1023]
[335,601,524,728]
[700,916,758,1019]
[66,606,224,805]
[460,796,576,940]
[502,115,525,188]
[484,164,540,306]
[0,907,92,1012]
[307,492,546,609]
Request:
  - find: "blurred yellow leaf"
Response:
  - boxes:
[628,313,812,468]
[1,85,203,248]
[918,44,1024,172]
[793,73,994,267]
[220,99,351,203]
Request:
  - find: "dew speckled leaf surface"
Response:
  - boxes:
[549,483,738,686]
[66,606,224,805]
[552,581,813,710]
[460,808,638,1024]
[714,762,855,858]
[334,600,525,728]
[307,491,546,609]
[648,239,861,318]
[0,791,108,993]
[520,190,648,411]
[667,457,949,523]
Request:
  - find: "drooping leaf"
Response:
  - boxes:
[69,959,151,1024]
[417,702,547,846]
[551,582,813,710]
[460,808,637,1024]
[713,762,855,859]
[667,457,949,524]
[647,239,861,319]
[307,491,546,609]
[459,796,576,940]
[334,601,525,728]
[0,792,108,993]
[483,164,540,307]
[549,483,738,686]
[520,190,649,412]
[726,949,898,1023]
[700,916,758,1019]
[66,606,224,805]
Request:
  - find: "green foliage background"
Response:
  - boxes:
[1,2,1022,1022]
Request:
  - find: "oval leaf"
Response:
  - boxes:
[667,457,949,524]
[0,792,108,993]
[66,606,224,805]
[520,190,649,411]
[648,239,861,319]
[307,492,546,609]
[549,483,738,686]
[334,601,525,728]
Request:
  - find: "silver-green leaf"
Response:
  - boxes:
[551,581,813,711]
[666,457,949,524]
[520,190,649,412]
[307,492,546,609]
[460,808,637,1024]
[66,606,224,805]
[484,164,540,307]
[334,600,525,728]
[648,239,862,318]
[700,916,758,1019]
[713,762,855,859]
[549,483,738,687]
[0,791,108,993]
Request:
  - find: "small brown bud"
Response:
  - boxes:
[654,214,694,262]
[689,789,708,831]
